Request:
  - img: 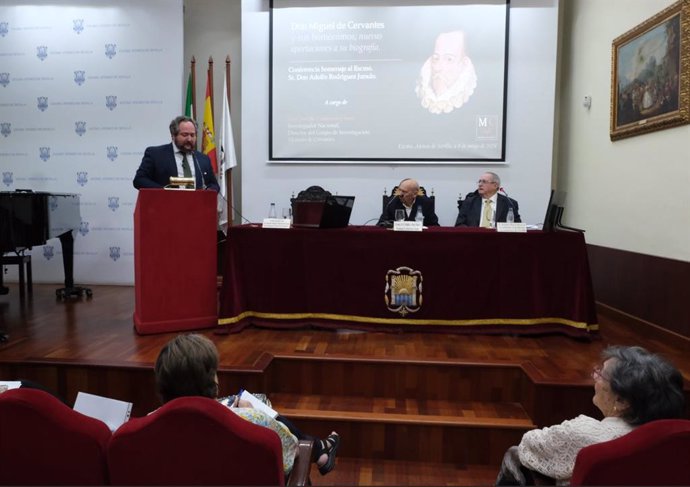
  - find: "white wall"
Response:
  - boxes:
[240,0,560,226]
[183,0,243,211]
[0,1,182,285]
[557,0,690,261]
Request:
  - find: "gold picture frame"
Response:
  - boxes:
[610,0,689,141]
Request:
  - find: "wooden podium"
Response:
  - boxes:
[133,189,217,334]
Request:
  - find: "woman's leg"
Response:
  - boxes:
[275,414,339,473]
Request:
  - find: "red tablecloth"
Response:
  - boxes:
[218,225,598,337]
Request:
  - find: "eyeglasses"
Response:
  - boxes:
[592,365,608,381]
[477,179,497,185]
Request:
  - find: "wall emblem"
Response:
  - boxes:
[106,146,118,161]
[37,96,48,112]
[105,43,116,59]
[109,246,121,261]
[108,196,119,212]
[73,19,84,34]
[2,172,13,187]
[43,245,55,260]
[105,95,117,111]
[1,123,11,137]
[76,171,88,187]
[0,73,9,88]
[74,70,86,86]
[75,121,86,136]
[39,146,51,161]
[79,221,89,237]
[384,266,423,317]
[36,45,48,61]
[0,22,8,37]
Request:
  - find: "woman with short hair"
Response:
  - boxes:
[497,345,686,486]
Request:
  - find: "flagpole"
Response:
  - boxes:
[225,55,233,226]
[208,56,214,127]
[190,56,196,120]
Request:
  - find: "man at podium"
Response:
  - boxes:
[133,116,220,192]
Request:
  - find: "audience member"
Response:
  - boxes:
[377,178,439,227]
[455,171,520,227]
[155,333,339,476]
[496,345,686,486]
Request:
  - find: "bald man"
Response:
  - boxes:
[377,178,439,227]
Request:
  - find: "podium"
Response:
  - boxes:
[133,189,217,334]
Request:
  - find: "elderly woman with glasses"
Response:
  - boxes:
[497,345,686,486]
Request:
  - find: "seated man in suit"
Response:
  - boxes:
[377,178,439,227]
[455,172,520,227]
[133,116,220,192]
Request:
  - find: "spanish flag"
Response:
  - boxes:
[201,73,218,173]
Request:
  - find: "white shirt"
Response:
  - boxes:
[518,415,634,485]
[481,192,498,227]
[173,144,197,187]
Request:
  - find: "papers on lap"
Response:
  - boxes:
[240,390,278,418]
[73,391,132,432]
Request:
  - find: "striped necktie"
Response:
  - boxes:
[181,153,192,178]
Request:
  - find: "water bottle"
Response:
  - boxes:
[506,207,514,223]
[415,209,424,224]
[268,203,277,218]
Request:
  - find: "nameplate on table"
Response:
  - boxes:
[393,221,423,232]
[496,222,527,233]
[262,218,291,229]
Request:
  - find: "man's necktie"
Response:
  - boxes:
[481,199,493,228]
[181,153,192,178]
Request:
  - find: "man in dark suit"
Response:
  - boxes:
[377,178,439,227]
[133,116,220,192]
[455,172,520,227]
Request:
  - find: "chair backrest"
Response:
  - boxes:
[571,419,690,486]
[382,186,434,213]
[107,396,285,486]
[0,388,111,485]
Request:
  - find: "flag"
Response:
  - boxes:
[184,72,194,118]
[218,73,237,233]
[201,73,218,173]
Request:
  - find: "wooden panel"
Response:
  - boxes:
[588,244,690,338]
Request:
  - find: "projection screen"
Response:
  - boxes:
[270,0,509,162]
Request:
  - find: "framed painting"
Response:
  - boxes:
[610,0,689,141]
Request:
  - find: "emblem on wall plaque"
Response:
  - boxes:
[384,266,422,317]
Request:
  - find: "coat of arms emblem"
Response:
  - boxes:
[385,266,423,317]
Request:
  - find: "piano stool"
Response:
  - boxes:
[0,254,32,299]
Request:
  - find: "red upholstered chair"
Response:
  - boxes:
[0,387,111,485]
[107,396,289,486]
[571,419,690,486]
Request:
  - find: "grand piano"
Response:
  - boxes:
[0,191,90,299]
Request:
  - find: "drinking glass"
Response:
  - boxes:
[395,209,406,222]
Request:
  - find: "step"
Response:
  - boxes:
[270,393,534,465]
[272,393,534,429]
[311,457,498,486]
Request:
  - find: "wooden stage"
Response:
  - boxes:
[1,284,688,486]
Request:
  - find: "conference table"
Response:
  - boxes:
[218,225,598,337]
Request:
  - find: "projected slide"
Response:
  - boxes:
[270,1,508,162]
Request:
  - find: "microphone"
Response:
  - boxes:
[191,152,206,190]
[377,192,401,227]
[216,189,253,225]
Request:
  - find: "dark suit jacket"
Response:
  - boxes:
[454,192,521,227]
[377,195,439,227]
[133,143,220,192]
